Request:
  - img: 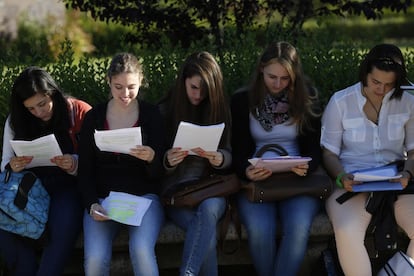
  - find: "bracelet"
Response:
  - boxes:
[336,172,346,189]
[404,170,413,180]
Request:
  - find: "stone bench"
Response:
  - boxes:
[63,211,334,275]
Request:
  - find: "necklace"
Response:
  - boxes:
[362,89,382,124]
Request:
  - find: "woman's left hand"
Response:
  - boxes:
[51,154,75,172]
[130,145,155,162]
[291,163,309,177]
[192,147,223,166]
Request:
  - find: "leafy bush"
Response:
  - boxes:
[1,30,414,153]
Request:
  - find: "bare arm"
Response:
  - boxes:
[322,147,358,192]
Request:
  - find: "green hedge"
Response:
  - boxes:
[1,34,414,153]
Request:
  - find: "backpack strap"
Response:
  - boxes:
[13,172,38,210]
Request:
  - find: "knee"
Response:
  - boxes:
[84,254,111,276]
[198,197,225,218]
[246,225,274,245]
[283,223,311,241]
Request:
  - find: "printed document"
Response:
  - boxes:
[10,134,62,168]
[248,156,312,173]
[94,127,142,154]
[173,122,225,154]
[101,191,152,226]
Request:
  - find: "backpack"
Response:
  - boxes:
[0,169,50,239]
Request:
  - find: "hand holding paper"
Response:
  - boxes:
[10,134,63,168]
[101,191,152,226]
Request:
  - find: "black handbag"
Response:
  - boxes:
[243,144,333,203]
[161,173,240,208]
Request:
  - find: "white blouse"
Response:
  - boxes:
[321,82,414,172]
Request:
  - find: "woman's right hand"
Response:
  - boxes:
[9,156,33,172]
[89,203,109,221]
[166,148,188,167]
[340,173,359,192]
[246,165,272,181]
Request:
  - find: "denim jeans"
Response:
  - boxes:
[166,197,226,276]
[0,178,83,276]
[237,193,321,276]
[83,193,164,276]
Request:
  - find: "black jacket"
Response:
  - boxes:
[78,100,166,211]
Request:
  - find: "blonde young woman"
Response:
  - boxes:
[231,42,322,276]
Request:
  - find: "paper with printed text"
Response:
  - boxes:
[101,191,152,226]
[94,127,142,154]
[10,134,62,168]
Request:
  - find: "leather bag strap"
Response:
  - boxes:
[219,197,242,254]
[255,143,289,157]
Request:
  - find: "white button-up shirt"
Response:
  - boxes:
[321,82,414,172]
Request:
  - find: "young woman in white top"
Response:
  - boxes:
[321,43,414,276]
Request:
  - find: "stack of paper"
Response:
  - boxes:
[248,156,312,173]
[352,164,403,192]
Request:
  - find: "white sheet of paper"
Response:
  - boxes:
[94,127,142,154]
[173,122,225,154]
[353,165,401,182]
[101,191,152,226]
[248,156,312,173]
[10,134,63,168]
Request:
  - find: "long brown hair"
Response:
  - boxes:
[248,42,318,133]
[163,51,230,143]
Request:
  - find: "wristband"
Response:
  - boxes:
[336,172,346,189]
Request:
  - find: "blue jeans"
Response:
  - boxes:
[166,197,226,276]
[83,193,164,276]
[0,177,83,276]
[237,193,320,276]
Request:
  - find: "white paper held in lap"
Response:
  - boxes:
[249,156,312,173]
[173,121,225,154]
[101,191,152,226]
[10,134,63,168]
[94,127,142,154]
